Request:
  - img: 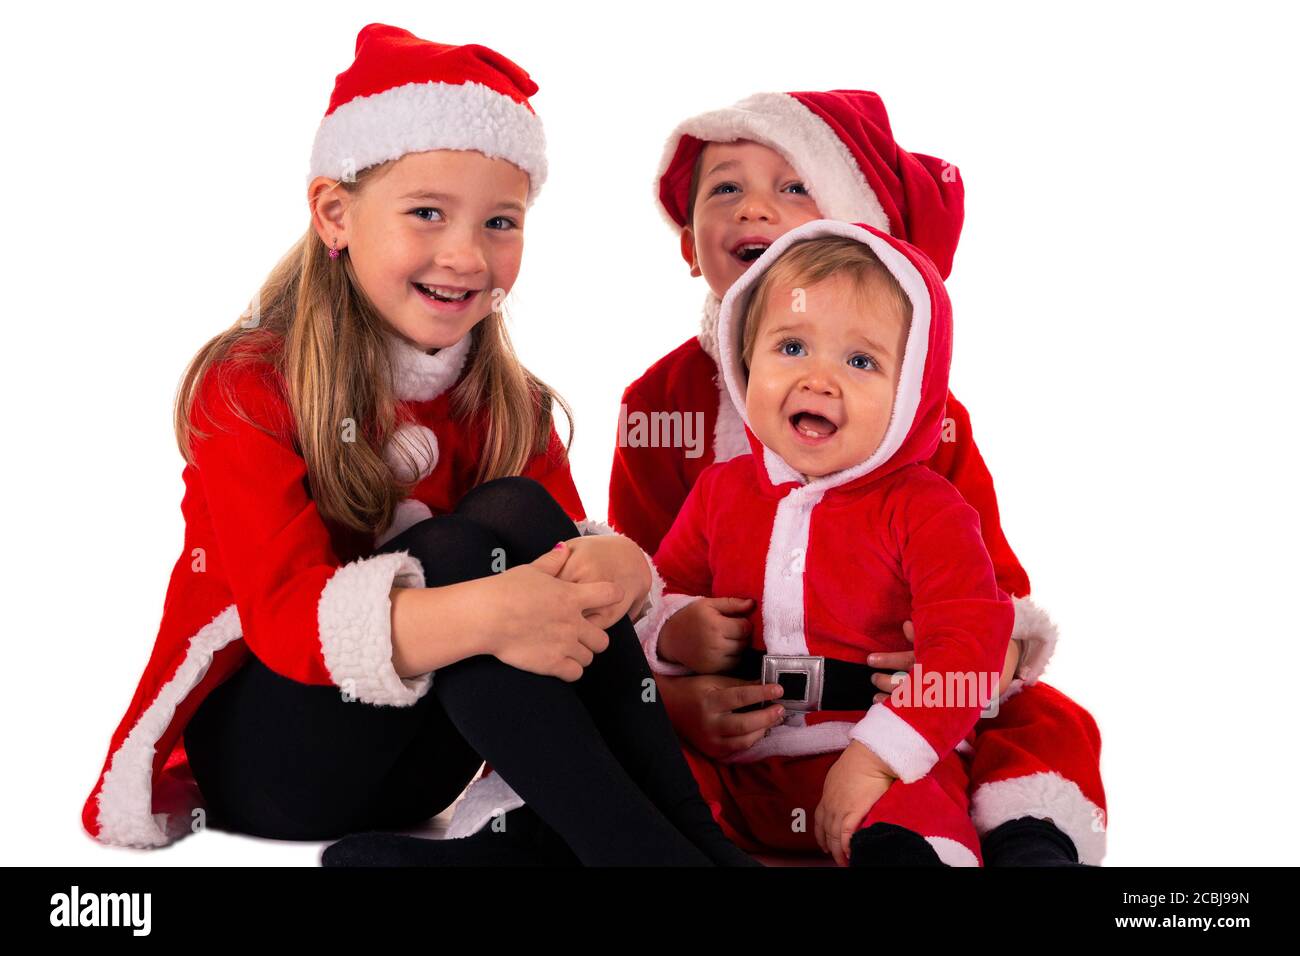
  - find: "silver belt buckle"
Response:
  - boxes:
[761,654,826,712]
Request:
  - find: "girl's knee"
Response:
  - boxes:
[382,514,504,587]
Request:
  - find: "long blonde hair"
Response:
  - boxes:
[174,160,573,536]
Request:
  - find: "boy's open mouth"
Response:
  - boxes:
[731,240,770,263]
[790,411,838,440]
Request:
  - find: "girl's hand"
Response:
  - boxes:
[658,597,755,673]
[815,740,898,866]
[482,546,622,681]
[552,535,651,629]
[866,621,1024,702]
[660,674,786,759]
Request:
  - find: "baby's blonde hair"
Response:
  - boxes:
[174,160,571,536]
[740,235,913,370]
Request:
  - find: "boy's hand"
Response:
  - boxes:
[553,535,651,629]
[866,621,1024,702]
[658,597,754,674]
[815,740,898,866]
[658,674,786,759]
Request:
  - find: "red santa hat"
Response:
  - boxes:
[306,23,547,204]
[655,90,965,279]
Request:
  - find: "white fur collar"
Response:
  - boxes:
[696,291,723,362]
[384,328,473,402]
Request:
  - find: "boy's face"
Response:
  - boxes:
[744,272,909,479]
[681,140,823,299]
[315,149,529,353]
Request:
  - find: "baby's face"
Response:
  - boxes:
[745,273,910,479]
[331,149,529,353]
[682,140,823,299]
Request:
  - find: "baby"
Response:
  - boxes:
[637,218,1015,865]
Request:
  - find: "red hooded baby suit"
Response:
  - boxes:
[81,329,600,849]
[636,219,1013,864]
[611,90,1106,863]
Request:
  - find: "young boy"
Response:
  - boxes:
[640,219,1012,864]
[613,90,1106,865]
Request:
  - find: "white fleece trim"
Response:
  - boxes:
[444,771,526,839]
[634,591,700,676]
[385,329,473,402]
[93,604,244,848]
[925,836,981,867]
[307,80,547,205]
[653,91,890,232]
[317,550,431,707]
[970,771,1107,865]
[850,704,939,784]
[1010,595,1059,684]
[723,716,858,763]
[696,292,751,465]
[573,518,616,536]
[374,498,434,549]
[715,219,933,495]
[383,423,439,484]
[761,485,825,656]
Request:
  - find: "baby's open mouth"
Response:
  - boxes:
[790,411,838,439]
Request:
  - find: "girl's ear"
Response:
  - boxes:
[679,227,702,278]
[308,176,352,248]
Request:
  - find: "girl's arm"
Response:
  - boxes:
[191,359,432,707]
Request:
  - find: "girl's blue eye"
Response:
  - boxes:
[412,208,443,222]
[849,353,878,371]
[710,182,739,195]
[779,339,806,357]
[486,216,518,230]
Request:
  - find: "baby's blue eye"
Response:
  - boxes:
[412,207,444,222]
[849,353,878,371]
[784,182,810,195]
[486,216,518,230]
[779,339,806,357]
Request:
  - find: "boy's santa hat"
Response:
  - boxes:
[655,90,964,279]
[306,23,547,204]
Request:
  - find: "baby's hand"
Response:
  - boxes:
[815,740,898,866]
[658,597,754,674]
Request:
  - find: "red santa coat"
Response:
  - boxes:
[637,220,1014,777]
[610,293,1056,687]
[81,328,591,849]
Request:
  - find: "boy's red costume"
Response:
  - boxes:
[609,90,1107,863]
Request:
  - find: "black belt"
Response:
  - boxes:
[731,647,898,713]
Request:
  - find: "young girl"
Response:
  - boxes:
[80,22,757,868]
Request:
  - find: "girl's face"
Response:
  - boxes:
[326,149,530,352]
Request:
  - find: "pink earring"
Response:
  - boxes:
[329,237,341,260]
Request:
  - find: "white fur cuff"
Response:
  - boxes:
[634,591,699,676]
[849,704,940,784]
[1011,595,1060,685]
[317,551,431,707]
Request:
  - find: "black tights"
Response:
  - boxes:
[186,477,752,865]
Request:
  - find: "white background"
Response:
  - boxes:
[6,0,1297,867]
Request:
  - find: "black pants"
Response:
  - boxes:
[183,477,715,860]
